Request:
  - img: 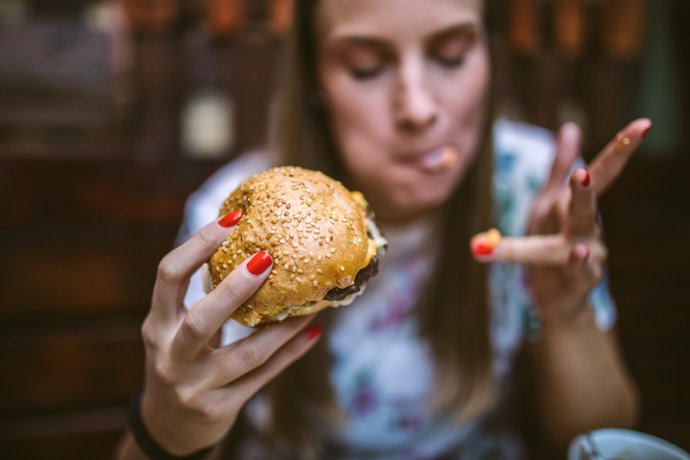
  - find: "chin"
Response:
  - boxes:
[372,186,453,223]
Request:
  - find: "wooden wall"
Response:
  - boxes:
[1,1,688,458]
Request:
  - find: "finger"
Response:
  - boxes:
[566,244,604,292]
[473,233,570,266]
[589,118,651,196]
[567,167,597,236]
[172,250,273,359]
[209,315,315,385]
[151,210,243,325]
[222,322,322,405]
[569,243,591,265]
[543,123,582,193]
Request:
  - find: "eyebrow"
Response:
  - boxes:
[328,22,479,51]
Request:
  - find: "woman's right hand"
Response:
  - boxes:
[138,214,321,455]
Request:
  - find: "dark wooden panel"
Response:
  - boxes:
[1,241,169,316]
[0,159,222,226]
[0,158,224,319]
[0,407,126,460]
[0,318,143,417]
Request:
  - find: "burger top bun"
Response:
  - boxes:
[207,166,380,327]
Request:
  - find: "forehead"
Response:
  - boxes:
[315,0,483,41]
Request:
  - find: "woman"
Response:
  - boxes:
[116,0,644,458]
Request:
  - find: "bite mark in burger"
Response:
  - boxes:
[206,166,387,327]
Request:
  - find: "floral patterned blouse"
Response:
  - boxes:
[179,119,616,459]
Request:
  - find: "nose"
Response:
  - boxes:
[393,60,438,131]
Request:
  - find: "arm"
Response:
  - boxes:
[474,118,650,449]
[528,308,638,448]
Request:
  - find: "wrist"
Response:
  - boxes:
[539,299,594,332]
[129,387,214,460]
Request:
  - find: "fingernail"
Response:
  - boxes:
[305,324,323,341]
[247,250,272,275]
[218,209,243,227]
[472,240,494,257]
[471,228,501,257]
[641,125,651,140]
[575,168,591,187]
[570,244,590,264]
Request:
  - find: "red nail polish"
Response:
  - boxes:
[305,324,323,341]
[641,125,651,139]
[218,209,243,227]
[570,244,590,264]
[247,250,272,275]
[472,240,493,257]
[581,246,591,262]
[578,168,591,187]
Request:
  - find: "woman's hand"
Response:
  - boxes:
[472,118,651,324]
[139,215,321,455]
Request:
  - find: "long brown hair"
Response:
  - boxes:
[263,0,496,456]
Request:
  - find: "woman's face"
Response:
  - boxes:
[316,0,490,222]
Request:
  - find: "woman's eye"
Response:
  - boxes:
[431,32,475,70]
[350,65,384,80]
[436,54,466,68]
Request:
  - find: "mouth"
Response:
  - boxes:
[398,145,460,174]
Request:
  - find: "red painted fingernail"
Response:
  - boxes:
[247,250,272,275]
[577,168,591,187]
[641,125,651,140]
[305,324,322,341]
[472,240,493,257]
[570,244,590,264]
[218,209,243,227]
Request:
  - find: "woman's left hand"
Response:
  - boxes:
[472,118,651,324]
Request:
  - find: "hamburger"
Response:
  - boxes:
[206,166,387,327]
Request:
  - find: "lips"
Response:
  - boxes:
[399,145,459,174]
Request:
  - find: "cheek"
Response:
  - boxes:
[453,57,490,125]
[322,75,391,163]
[440,60,490,167]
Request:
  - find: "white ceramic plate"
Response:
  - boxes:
[568,428,689,460]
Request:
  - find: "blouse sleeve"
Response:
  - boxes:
[177,151,275,346]
[490,119,617,343]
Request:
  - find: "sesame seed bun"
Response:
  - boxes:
[207,166,386,327]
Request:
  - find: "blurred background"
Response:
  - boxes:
[0,0,688,457]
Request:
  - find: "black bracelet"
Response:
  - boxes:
[127,387,214,460]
